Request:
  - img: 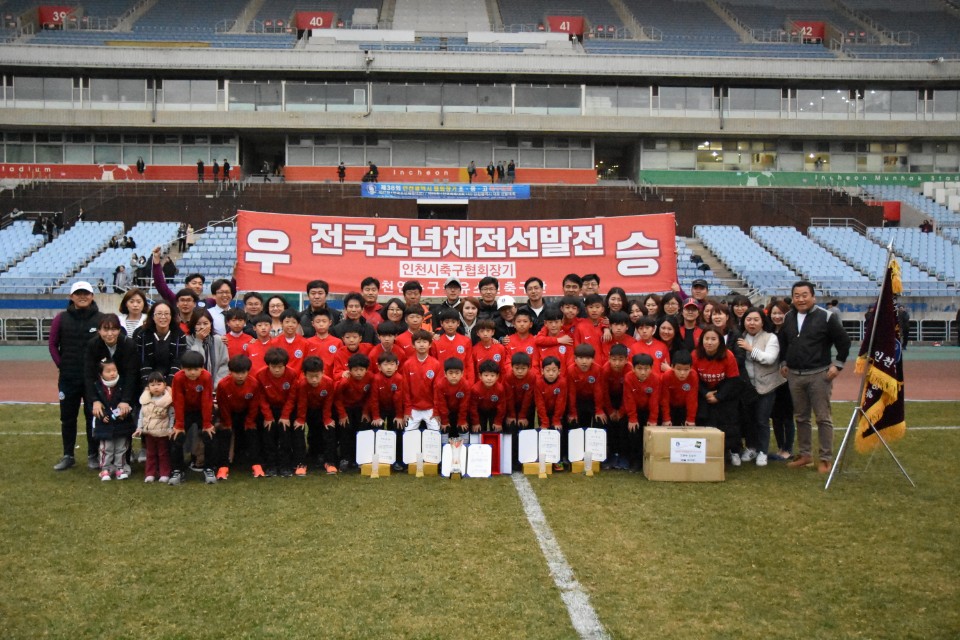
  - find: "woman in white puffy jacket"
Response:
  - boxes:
[736,307,787,467]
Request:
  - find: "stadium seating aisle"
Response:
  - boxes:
[723,0,859,36]
[621,0,739,42]
[693,225,797,296]
[675,238,722,293]
[0,221,123,294]
[52,222,180,294]
[498,0,624,32]
[0,221,45,272]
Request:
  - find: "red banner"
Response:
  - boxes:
[296,11,335,30]
[236,211,677,296]
[38,6,74,26]
[546,16,585,35]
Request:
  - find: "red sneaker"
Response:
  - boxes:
[216,466,229,481]
[252,464,265,478]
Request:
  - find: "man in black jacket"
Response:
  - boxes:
[299,279,343,337]
[49,282,104,471]
[778,281,851,474]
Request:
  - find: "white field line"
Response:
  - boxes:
[511,473,610,640]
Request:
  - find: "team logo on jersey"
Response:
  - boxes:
[553,388,561,396]
[294,349,303,358]
[320,390,328,397]
[524,347,532,355]
[390,384,398,393]
[456,346,465,354]
[329,345,337,353]
[559,346,567,354]
[645,387,654,395]
[682,383,691,392]
[491,395,500,402]
[456,391,465,399]
[655,350,664,359]
[242,343,248,351]
[426,370,435,379]
[522,383,530,391]
[282,382,291,390]
[58,391,65,400]
[195,385,204,392]
[363,384,371,393]
[587,376,596,384]
[493,354,501,362]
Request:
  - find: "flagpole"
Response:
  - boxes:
[825,241,893,490]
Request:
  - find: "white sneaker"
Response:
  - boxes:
[99,470,112,482]
[158,476,169,484]
[756,452,768,467]
[730,452,742,467]
[740,448,757,462]
[144,475,156,483]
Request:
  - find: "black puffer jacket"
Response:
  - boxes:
[50,301,104,382]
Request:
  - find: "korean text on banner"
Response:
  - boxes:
[235,211,677,296]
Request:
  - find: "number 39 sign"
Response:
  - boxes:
[39,6,75,25]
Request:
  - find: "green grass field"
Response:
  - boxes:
[1,403,958,639]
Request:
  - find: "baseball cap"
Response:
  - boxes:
[443,277,462,288]
[69,281,94,294]
[496,295,516,309]
[683,299,701,309]
[692,278,709,288]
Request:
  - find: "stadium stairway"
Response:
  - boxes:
[681,237,743,291]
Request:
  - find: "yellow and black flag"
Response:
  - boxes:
[853,258,906,452]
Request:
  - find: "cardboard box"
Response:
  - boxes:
[360,462,392,477]
[407,463,439,476]
[643,426,725,482]
[571,460,600,475]
[522,462,553,475]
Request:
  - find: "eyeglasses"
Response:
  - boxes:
[154,312,171,317]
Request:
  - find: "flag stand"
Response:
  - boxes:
[825,244,914,490]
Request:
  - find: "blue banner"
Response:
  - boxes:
[361,182,530,200]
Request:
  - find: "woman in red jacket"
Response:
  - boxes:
[692,327,743,467]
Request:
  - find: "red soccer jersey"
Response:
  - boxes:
[602,334,637,362]
[503,372,534,423]
[534,331,574,372]
[623,369,661,425]
[255,366,299,421]
[270,333,312,376]
[295,375,336,425]
[171,369,214,432]
[367,343,405,376]
[659,369,700,425]
[216,375,261,430]
[404,354,442,413]
[574,319,607,365]
[432,333,474,384]
[244,337,273,374]
[332,343,374,380]
[306,333,343,378]
[601,362,630,415]
[394,331,416,363]
[472,339,509,379]
[370,372,406,421]
[504,332,539,374]
[225,332,251,360]
[629,338,671,373]
[434,378,472,427]
[534,375,568,429]
[691,351,739,391]
[334,373,374,415]
[469,380,508,427]
[566,362,606,420]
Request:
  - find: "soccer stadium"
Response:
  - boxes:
[0,1,958,638]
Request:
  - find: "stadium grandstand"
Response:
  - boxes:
[0,0,957,345]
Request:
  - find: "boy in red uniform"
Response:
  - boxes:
[602,311,637,362]
[534,356,567,433]
[255,347,299,477]
[535,307,573,371]
[370,351,407,470]
[504,307,538,375]
[271,308,311,376]
[335,352,374,471]
[472,319,508,380]
[215,354,261,480]
[660,350,699,428]
[223,309,252,359]
[394,305,426,362]
[574,294,609,366]
[630,315,671,373]
[623,353,661,471]
[470,360,508,434]
[295,356,338,475]
[368,321,404,375]
[432,309,474,385]
[332,323,373,379]
[602,343,631,470]
[504,352,535,466]
[244,314,273,374]
[305,309,342,376]
[404,329,442,433]
[565,344,607,469]
[169,350,215,486]
[434,357,471,440]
